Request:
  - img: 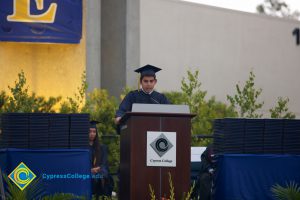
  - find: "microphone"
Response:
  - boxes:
[151,97,160,104]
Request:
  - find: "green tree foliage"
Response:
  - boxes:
[270,97,296,119]
[82,89,120,172]
[0,91,8,113]
[227,71,264,118]
[58,73,120,173]
[164,91,185,105]
[119,86,135,100]
[83,89,117,134]
[164,70,237,146]
[3,174,44,200]
[0,70,61,113]
[271,181,300,200]
[257,0,300,20]
[1,71,120,174]
[59,71,88,113]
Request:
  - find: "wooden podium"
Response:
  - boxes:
[119,104,194,199]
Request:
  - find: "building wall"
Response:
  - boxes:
[101,0,127,97]
[100,0,140,97]
[86,0,101,92]
[0,1,86,100]
[139,0,300,117]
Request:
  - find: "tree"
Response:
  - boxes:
[82,89,119,173]
[59,71,87,113]
[257,0,300,20]
[269,97,295,119]
[1,70,61,113]
[165,70,237,146]
[227,71,264,118]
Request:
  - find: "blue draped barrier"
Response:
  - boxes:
[0,148,91,198]
[214,154,300,200]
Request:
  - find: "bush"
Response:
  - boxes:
[270,97,295,119]
[0,70,61,113]
[227,71,296,119]
[83,89,120,173]
[164,70,237,146]
[227,71,264,118]
[1,70,120,175]
[59,71,87,113]
[271,181,300,200]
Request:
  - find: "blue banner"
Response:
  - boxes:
[0,0,82,43]
[0,148,91,198]
[214,154,300,200]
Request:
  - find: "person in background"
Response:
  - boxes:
[115,64,170,124]
[89,121,112,199]
[192,145,214,200]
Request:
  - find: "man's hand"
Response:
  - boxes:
[91,167,101,174]
[115,117,121,125]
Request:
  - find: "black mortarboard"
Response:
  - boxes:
[134,64,162,77]
[90,120,100,128]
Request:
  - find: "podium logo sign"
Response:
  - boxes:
[150,133,173,157]
[147,131,176,167]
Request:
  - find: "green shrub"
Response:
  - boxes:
[3,174,44,200]
[0,70,61,113]
[164,70,237,146]
[270,97,295,119]
[227,71,296,119]
[271,181,300,200]
[82,89,119,173]
[227,71,264,118]
[59,71,87,113]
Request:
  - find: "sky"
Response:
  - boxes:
[181,0,300,14]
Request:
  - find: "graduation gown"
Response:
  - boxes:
[90,144,110,196]
[89,144,109,176]
[115,89,170,118]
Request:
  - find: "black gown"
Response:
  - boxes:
[115,90,170,118]
[89,144,111,197]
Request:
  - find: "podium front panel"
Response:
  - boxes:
[120,113,192,200]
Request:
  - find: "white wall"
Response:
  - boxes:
[139,0,300,117]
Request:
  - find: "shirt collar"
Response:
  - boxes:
[141,88,154,95]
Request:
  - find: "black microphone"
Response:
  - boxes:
[151,97,160,104]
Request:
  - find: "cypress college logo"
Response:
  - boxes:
[8,162,36,190]
[150,133,174,157]
[147,131,177,167]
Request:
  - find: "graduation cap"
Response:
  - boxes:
[90,120,100,128]
[134,64,162,89]
[134,64,162,77]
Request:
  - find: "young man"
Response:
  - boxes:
[115,64,170,124]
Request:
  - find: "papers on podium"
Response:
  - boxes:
[132,104,190,114]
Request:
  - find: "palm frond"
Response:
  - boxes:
[3,174,27,200]
[271,181,300,200]
[42,193,86,200]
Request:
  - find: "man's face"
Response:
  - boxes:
[141,76,157,93]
